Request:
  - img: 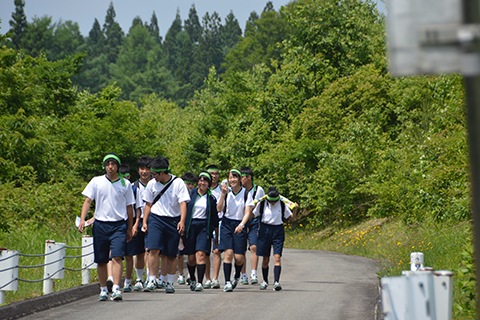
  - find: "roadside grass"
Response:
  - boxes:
[0,224,98,305]
[1,216,475,319]
[284,218,475,320]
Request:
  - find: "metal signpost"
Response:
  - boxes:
[387,0,480,318]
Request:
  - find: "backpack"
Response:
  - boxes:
[258,199,286,224]
[130,180,139,212]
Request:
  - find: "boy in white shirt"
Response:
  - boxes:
[142,157,190,293]
[78,153,135,301]
[240,166,265,285]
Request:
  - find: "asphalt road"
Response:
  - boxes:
[18,249,381,320]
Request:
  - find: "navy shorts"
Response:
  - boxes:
[126,220,146,256]
[246,217,259,249]
[146,214,180,258]
[218,217,247,255]
[135,219,146,254]
[183,219,211,255]
[92,220,127,264]
[256,223,285,257]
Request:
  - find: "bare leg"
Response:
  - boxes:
[213,249,222,279]
[148,249,160,277]
[125,255,133,281]
[97,263,108,287]
[205,254,211,280]
[111,256,123,286]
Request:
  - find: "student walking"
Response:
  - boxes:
[254,187,297,291]
[78,153,135,301]
[131,156,153,291]
[206,165,222,289]
[183,171,219,292]
[240,167,265,285]
[142,157,190,293]
[177,172,197,285]
[216,169,254,292]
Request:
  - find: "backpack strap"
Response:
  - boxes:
[259,200,286,223]
[152,177,177,206]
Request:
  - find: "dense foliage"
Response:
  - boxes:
[0,2,473,314]
[1,0,469,230]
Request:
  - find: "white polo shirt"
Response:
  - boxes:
[223,187,254,221]
[135,180,149,219]
[191,194,208,219]
[143,175,191,217]
[210,184,221,200]
[253,200,293,226]
[82,175,135,222]
[248,185,265,203]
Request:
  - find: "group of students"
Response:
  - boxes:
[78,153,297,301]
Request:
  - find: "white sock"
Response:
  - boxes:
[125,278,132,286]
[160,274,166,282]
[167,274,175,284]
[242,273,247,278]
[149,275,156,282]
[251,270,257,276]
[107,276,113,282]
[146,268,150,276]
[112,284,120,292]
[136,269,144,281]
[101,286,108,292]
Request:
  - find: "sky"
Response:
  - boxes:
[0,0,386,37]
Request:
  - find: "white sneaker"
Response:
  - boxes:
[260,281,268,290]
[177,274,186,285]
[98,290,108,301]
[203,279,212,289]
[195,282,204,292]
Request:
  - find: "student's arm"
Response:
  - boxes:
[78,197,92,233]
[177,201,187,235]
[132,208,141,237]
[126,205,133,242]
[235,205,253,234]
[216,183,228,212]
[288,203,299,222]
[143,202,152,233]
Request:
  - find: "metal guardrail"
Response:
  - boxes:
[0,236,96,305]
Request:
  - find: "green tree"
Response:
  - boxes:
[174,31,195,106]
[223,3,290,75]
[20,15,55,58]
[8,0,27,50]
[87,18,105,56]
[244,11,259,37]
[184,4,202,43]
[282,0,385,95]
[147,11,162,43]
[220,11,242,55]
[130,16,143,31]
[103,1,124,64]
[0,45,84,182]
[112,24,178,102]
[191,12,223,89]
[164,9,183,71]
[50,20,84,60]
[72,18,108,93]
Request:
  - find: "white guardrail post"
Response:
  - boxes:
[381,252,453,320]
[43,240,65,295]
[82,236,96,285]
[0,249,19,305]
